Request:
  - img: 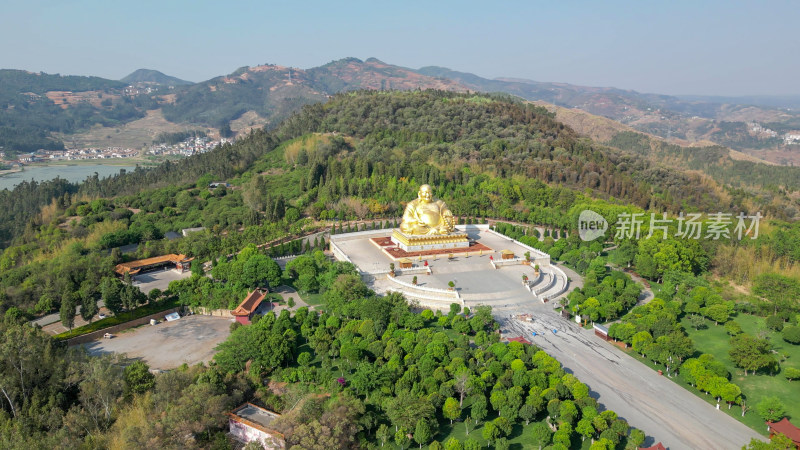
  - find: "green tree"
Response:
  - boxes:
[443,397,461,424]
[530,422,552,450]
[631,331,653,356]
[481,421,499,446]
[471,395,488,424]
[756,396,786,422]
[782,326,800,344]
[519,403,537,425]
[60,291,76,330]
[628,428,646,448]
[80,294,98,323]
[101,277,123,315]
[444,437,463,450]
[784,367,800,380]
[590,438,615,450]
[463,438,480,450]
[123,361,155,395]
[576,418,595,442]
[414,418,432,448]
[191,258,204,278]
[703,304,730,325]
[720,383,742,409]
[376,423,390,447]
[689,315,706,330]
[729,334,778,375]
[395,428,411,450]
[724,320,743,336]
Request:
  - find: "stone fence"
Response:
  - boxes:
[190,307,234,318]
[387,274,460,299]
[485,228,550,265]
[548,264,570,298]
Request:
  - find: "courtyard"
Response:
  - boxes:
[132,267,192,294]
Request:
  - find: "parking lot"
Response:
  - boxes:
[83,315,232,370]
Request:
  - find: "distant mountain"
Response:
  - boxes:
[415,66,800,165]
[161,57,468,128]
[4,58,800,165]
[676,94,800,110]
[121,69,193,86]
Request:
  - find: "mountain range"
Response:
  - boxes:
[1,58,799,166]
[120,69,193,86]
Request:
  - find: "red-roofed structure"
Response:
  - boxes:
[115,253,193,276]
[507,336,532,345]
[767,418,800,449]
[231,290,265,325]
[638,443,666,450]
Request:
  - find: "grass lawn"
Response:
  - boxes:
[681,313,800,425]
[617,313,800,436]
[300,292,325,306]
[427,414,594,450]
[621,342,770,435]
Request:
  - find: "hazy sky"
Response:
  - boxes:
[2,0,797,96]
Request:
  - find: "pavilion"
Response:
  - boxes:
[114,253,193,277]
[767,418,800,449]
[231,290,266,325]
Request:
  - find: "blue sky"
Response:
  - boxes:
[2,0,797,95]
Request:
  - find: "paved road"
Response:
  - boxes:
[501,312,763,449]
[31,268,190,328]
[31,299,105,328]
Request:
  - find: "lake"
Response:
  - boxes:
[0,164,139,190]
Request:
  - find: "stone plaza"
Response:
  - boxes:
[330,224,570,314]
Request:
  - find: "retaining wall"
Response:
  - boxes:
[64,307,181,346]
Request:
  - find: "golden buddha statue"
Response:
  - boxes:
[399,184,455,235]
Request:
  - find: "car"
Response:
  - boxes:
[98,313,107,319]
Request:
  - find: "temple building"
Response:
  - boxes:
[228,403,284,449]
[114,254,193,277]
[231,290,266,325]
[767,418,800,449]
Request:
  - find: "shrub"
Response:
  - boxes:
[783,325,800,344]
[784,367,800,381]
[766,315,785,332]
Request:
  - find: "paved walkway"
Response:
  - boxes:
[31,300,106,328]
[271,285,311,312]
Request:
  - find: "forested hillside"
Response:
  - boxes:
[0,90,750,248]
[0,90,797,449]
[0,70,155,153]
[1,90,797,316]
[160,58,466,130]
[416,66,800,164]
